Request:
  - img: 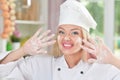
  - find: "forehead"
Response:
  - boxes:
[58,24,82,31]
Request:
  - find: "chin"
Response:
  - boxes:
[60,46,81,55]
[62,50,80,55]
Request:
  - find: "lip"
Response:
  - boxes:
[62,42,73,49]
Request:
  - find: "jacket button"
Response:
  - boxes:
[80,71,84,74]
[58,68,61,71]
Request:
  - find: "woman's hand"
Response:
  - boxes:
[0,28,56,64]
[22,28,56,55]
[81,37,114,64]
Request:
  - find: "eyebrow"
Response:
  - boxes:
[58,27,64,30]
[59,27,81,31]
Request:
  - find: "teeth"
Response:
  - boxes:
[64,44,72,47]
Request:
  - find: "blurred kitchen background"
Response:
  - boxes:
[0,0,120,56]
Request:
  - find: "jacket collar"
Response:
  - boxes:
[55,55,88,69]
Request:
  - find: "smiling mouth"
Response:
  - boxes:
[62,43,73,49]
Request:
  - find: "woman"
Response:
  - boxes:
[0,0,120,80]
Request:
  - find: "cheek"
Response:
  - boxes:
[74,37,82,46]
[72,37,82,53]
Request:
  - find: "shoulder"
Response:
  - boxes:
[16,54,54,70]
[90,63,120,78]
[83,63,120,80]
[22,54,54,64]
[18,54,54,74]
[92,63,120,71]
[85,63,120,80]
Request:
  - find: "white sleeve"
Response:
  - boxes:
[15,56,34,80]
[108,65,120,80]
[113,73,120,80]
[0,57,34,80]
[0,51,11,60]
[0,51,32,78]
[1,65,26,80]
[0,53,52,80]
[0,58,24,78]
[0,51,17,77]
[0,51,33,80]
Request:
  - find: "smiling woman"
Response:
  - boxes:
[0,0,120,80]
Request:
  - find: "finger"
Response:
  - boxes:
[38,30,51,40]
[81,45,96,54]
[82,39,96,50]
[103,45,112,54]
[88,59,97,64]
[37,49,47,54]
[95,36,104,44]
[41,40,56,48]
[41,34,55,43]
[33,27,42,38]
[96,38,112,54]
[88,37,97,45]
[89,53,97,59]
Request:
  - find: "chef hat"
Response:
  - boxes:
[58,0,97,32]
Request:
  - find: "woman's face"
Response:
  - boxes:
[57,24,83,55]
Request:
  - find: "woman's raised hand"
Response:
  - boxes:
[22,28,56,55]
[81,37,114,64]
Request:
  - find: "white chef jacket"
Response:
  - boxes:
[0,52,120,80]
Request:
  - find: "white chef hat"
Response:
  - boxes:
[58,0,97,32]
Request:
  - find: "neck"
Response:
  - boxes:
[64,50,85,68]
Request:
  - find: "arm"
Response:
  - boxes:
[0,48,25,64]
[111,55,120,70]
[0,28,56,64]
[81,37,120,69]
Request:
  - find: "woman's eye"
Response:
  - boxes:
[71,31,79,35]
[58,30,65,35]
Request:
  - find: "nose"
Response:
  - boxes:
[64,35,71,41]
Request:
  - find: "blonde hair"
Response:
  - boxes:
[50,28,90,58]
